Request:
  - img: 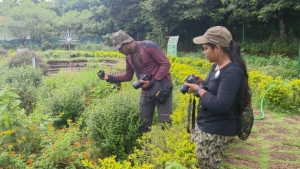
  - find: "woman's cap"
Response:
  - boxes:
[193,26,232,47]
[112,30,134,50]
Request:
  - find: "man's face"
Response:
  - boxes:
[118,43,130,55]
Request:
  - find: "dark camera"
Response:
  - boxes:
[98,70,105,78]
[180,74,199,94]
[132,74,151,89]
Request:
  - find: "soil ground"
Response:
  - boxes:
[222,110,300,169]
[46,59,119,75]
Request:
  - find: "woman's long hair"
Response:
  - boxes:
[207,41,252,113]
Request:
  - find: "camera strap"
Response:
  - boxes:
[131,41,147,79]
[187,94,196,133]
[131,54,142,79]
[131,41,158,79]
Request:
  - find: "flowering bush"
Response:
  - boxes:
[1,50,300,169]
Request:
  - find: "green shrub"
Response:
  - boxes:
[41,41,55,51]
[0,87,51,168]
[39,69,113,98]
[0,48,8,57]
[244,53,298,79]
[32,120,89,169]
[37,69,118,128]
[124,93,197,169]
[102,33,113,47]
[241,39,299,57]
[85,88,142,160]
[76,41,114,51]
[8,50,49,75]
[0,65,43,114]
[39,86,86,128]
[0,87,90,168]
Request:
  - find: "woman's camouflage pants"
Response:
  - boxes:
[191,125,234,169]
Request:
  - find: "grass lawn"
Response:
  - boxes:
[222,110,300,169]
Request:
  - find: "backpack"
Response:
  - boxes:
[237,103,254,141]
[147,76,173,104]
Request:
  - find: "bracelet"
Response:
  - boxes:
[194,85,203,98]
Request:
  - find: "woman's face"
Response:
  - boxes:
[202,44,218,63]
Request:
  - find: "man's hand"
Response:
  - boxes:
[97,71,108,80]
[140,79,150,88]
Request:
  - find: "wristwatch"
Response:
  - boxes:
[195,85,203,98]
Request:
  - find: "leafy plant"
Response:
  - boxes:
[85,88,142,160]
[0,86,50,168]
[40,86,86,128]
[0,48,8,57]
[0,86,25,130]
[8,50,49,75]
[0,65,43,114]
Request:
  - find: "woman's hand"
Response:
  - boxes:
[184,83,199,94]
[194,75,204,85]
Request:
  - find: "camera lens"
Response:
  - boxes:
[180,84,189,94]
[132,80,143,89]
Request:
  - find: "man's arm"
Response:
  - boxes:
[107,57,135,83]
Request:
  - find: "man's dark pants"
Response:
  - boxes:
[139,93,172,133]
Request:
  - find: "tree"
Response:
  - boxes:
[56,10,93,35]
[0,0,19,15]
[220,0,259,24]
[98,0,148,34]
[222,0,300,38]
[50,0,91,16]
[256,0,300,38]
[140,0,223,44]
[88,5,115,36]
[5,0,58,44]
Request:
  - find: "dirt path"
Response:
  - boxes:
[222,111,300,169]
[46,59,118,75]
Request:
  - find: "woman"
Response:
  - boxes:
[185,26,251,169]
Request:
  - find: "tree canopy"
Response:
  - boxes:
[0,0,299,48]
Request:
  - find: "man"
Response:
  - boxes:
[98,30,172,133]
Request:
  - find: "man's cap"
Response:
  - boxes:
[112,30,134,50]
[193,26,232,47]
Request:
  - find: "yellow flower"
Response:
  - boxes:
[18,154,25,158]
[22,136,26,140]
[8,144,13,149]
[5,130,14,135]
